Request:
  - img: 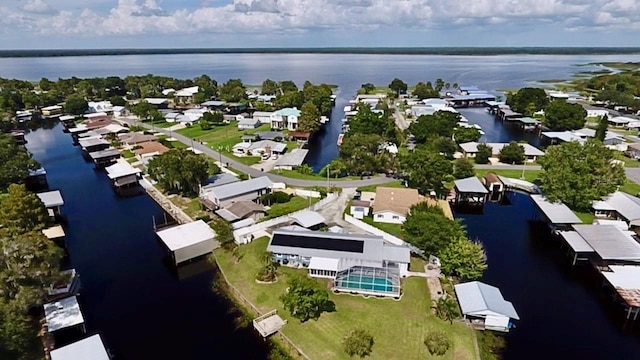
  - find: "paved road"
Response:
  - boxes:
[393,104,410,130]
[625,168,640,186]
[122,118,397,188]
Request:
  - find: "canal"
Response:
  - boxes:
[456,194,640,359]
[25,123,269,359]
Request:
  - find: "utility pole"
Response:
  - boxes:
[327,165,330,192]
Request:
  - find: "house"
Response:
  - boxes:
[410,105,437,117]
[422,98,449,108]
[200,173,240,193]
[273,149,308,170]
[587,109,609,118]
[156,220,218,265]
[87,101,113,114]
[289,210,326,230]
[118,132,158,147]
[133,141,170,161]
[593,191,640,226]
[256,131,286,141]
[44,295,86,334]
[164,112,182,122]
[201,100,226,110]
[233,140,287,156]
[350,200,371,219]
[37,190,64,219]
[215,200,267,222]
[372,187,423,224]
[267,229,410,297]
[252,111,273,123]
[572,128,624,145]
[270,107,301,130]
[143,98,169,109]
[458,142,545,162]
[50,334,110,360]
[200,176,273,209]
[454,281,519,332]
[238,117,261,129]
[609,116,634,127]
[174,86,200,104]
[162,88,176,96]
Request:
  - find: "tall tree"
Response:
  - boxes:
[412,82,439,99]
[342,328,375,358]
[64,94,88,115]
[219,79,247,102]
[453,127,482,143]
[506,87,549,115]
[130,100,155,121]
[0,135,40,191]
[403,204,466,256]
[298,101,321,133]
[388,78,407,97]
[408,111,460,143]
[339,133,389,175]
[475,144,493,164]
[595,114,609,142]
[147,149,209,196]
[539,139,626,210]
[0,184,49,236]
[434,78,445,92]
[438,236,488,281]
[279,80,298,94]
[280,275,334,322]
[498,142,526,164]
[359,83,376,94]
[544,100,587,131]
[453,158,475,179]
[434,296,460,324]
[348,103,397,142]
[400,149,453,195]
[261,79,279,95]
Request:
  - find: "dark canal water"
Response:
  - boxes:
[25,123,269,359]
[457,194,640,360]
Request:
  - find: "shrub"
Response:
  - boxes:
[424,331,450,356]
[342,328,374,358]
[260,191,292,205]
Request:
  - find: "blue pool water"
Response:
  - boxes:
[340,275,394,293]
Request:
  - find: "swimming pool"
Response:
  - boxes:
[339,275,395,293]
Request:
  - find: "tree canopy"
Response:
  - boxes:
[298,101,321,133]
[0,134,40,191]
[342,328,374,358]
[339,133,391,175]
[408,111,460,143]
[453,158,475,179]
[543,100,586,131]
[400,150,452,195]
[413,82,439,99]
[402,204,466,256]
[388,78,407,97]
[0,184,49,236]
[453,127,482,143]
[438,236,487,281]
[280,275,334,322]
[147,149,210,196]
[64,94,88,115]
[219,79,247,102]
[261,79,279,95]
[498,142,525,164]
[539,139,626,210]
[475,144,492,164]
[347,103,397,143]
[506,87,549,115]
[595,114,609,142]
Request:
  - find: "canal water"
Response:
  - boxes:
[25,123,269,359]
[457,194,640,360]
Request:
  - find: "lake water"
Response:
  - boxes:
[4,53,640,169]
[25,124,270,359]
[10,53,640,359]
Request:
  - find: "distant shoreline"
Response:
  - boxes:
[2,47,640,58]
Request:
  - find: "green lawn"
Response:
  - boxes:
[121,150,135,159]
[169,196,208,220]
[361,215,404,238]
[620,179,640,196]
[270,169,359,182]
[356,180,405,193]
[573,211,595,224]
[613,154,640,168]
[263,196,319,220]
[215,237,477,360]
[474,169,542,183]
[151,121,174,128]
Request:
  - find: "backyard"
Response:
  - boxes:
[263,196,319,220]
[214,237,477,360]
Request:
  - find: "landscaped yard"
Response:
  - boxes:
[361,215,404,238]
[620,179,640,196]
[214,237,477,360]
[263,196,319,220]
[356,180,405,193]
[121,150,135,158]
[168,195,209,220]
[474,169,542,183]
[573,211,595,224]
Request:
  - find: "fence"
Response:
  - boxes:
[294,189,321,198]
[233,193,339,244]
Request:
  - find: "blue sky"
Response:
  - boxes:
[1,0,639,49]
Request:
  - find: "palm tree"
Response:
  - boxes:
[434,295,460,324]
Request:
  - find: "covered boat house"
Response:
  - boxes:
[454,281,519,332]
[530,195,582,232]
[50,334,110,360]
[453,176,489,208]
[37,190,65,219]
[156,220,218,265]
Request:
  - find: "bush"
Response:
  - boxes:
[478,331,507,360]
[260,191,292,205]
[424,331,450,356]
[342,328,374,358]
[195,215,211,222]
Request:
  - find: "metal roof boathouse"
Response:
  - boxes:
[454,281,519,332]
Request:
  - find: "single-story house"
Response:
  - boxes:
[267,229,410,297]
[200,176,273,209]
[119,132,158,147]
[233,140,287,156]
[458,142,545,162]
[289,210,326,230]
[609,116,634,126]
[50,334,110,360]
[215,200,266,222]
[201,100,226,110]
[133,141,170,161]
[593,191,640,227]
[372,187,423,224]
[143,98,169,109]
[273,149,308,170]
[350,200,371,219]
[256,131,286,141]
[238,117,261,129]
[454,281,519,332]
[200,173,240,193]
[156,220,217,265]
[270,107,300,130]
[87,101,113,114]
[252,111,273,123]
[164,112,182,122]
[572,128,624,145]
[174,86,199,104]
[112,105,128,117]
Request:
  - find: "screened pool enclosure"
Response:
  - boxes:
[333,265,401,297]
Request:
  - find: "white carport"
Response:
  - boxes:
[156,220,218,265]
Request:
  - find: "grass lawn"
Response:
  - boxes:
[270,169,359,182]
[620,179,640,196]
[121,150,135,159]
[168,196,208,220]
[613,153,640,168]
[474,169,542,183]
[152,121,174,128]
[263,196,319,219]
[215,237,477,360]
[573,211,595,224]
[356,180,405,193]
[410,256,427,272]
[361,215,404,238]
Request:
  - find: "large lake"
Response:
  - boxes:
[11,53,640,359]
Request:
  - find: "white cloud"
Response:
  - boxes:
[21,0,58,15]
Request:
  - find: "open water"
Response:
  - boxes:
[12,53,640,359]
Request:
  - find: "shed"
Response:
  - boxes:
[44,296,85,333]
[50,334,110,360]
[530,195,581,226]
[290,210,326,229]
[454,281,519,332]
[156,220,218,265]
[273,149,309,170]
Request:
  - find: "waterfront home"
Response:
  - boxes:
[530,195,582,232]
[255,131,285,141]
[200,173,240,194]
[156,220,218,265]
[289,210,326,230]
[87,101,113,114]
[268,229,410,297]
[350,200,371,219]
[453,176,489,207]
[572,128,624,145]
[216,200,267,223]
[200,176,273,209]
[174,86,199,105]
[118,132,158,147]
[105,162,142,191]
[372,187,423,224]
[44,295,86,334]
[252,111,273,123]
[458,142,545,162]
[133,141,170,161]
[454,281,519,333]
[238,117,261,129]
[50,334,110,360]
[143,98,169,109]
[200,100,226,111]
[233,140,286,156]
[270,107,300,130]
[593,191,640,227]
[37,190,64,219]
[42,105,63,117]
[273,149,308,171]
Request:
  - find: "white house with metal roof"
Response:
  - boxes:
[268,229,410,297]
[593,191,640,227]
[37,190,64,218]
[50,334,110,360]
[270,107,301,130]
[200,176,273,209]
[454,281,519,332]
[156,220,218,265]
[238,117,261,129]
[273,149,309,170]
[459,142,545,162]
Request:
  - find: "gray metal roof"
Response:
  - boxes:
[89,149,120,160]
[454,281,519,320]
[596,192,640,225]
[78,137,109,148]
[382,244,411,263]
[454,176,489,194]
[256,131,285,140]
[202,173,240,191]
[573,225,640,261]
[50,335,110,360]
[274,149,308,167]
[530,195,582,224]
[37,190,64,208]
[559,231,595,253]
[215,208,239,222]
[206,176,272,202]
[44,296,85,332]
[290,210,326,228]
